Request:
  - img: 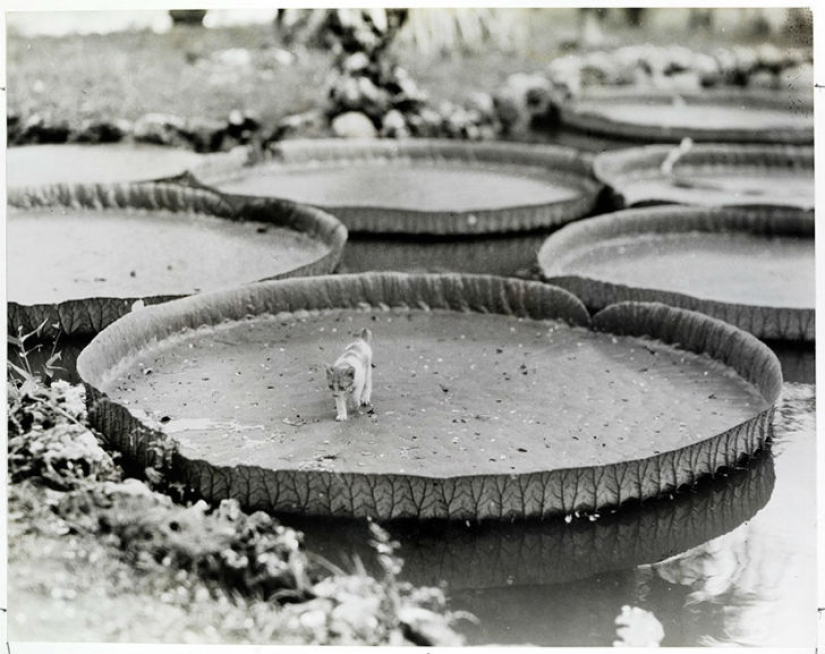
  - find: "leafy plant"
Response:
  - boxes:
[8,319,68,439]
[368,520,404,624]
[291,519,473,645]
[7,318,64,392]
[7,321,122,489]
[143,432,183,498]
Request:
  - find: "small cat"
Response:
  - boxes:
[326,328,373,422]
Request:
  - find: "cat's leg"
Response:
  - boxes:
[351,373,365,407]
[360,364,372,406]
[335,394,348,421]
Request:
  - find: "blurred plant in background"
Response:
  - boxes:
[7,7,814,149]
[273,8,501,140]
[393,8,528,56]
[276,8,527,56]
[267,7,814,142]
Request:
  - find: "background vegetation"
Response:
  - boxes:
[7,8,812,138]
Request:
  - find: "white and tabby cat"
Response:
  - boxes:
[326,328,373,421]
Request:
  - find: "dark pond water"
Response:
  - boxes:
[8,337,91,385]
[338,231,551,277]
[8,334,815,646]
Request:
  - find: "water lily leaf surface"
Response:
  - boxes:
[7,142,226,188]
[199,139,602,235]
[7,183,346,337]
[561,89,813,144]
[593,143,814,209]
[78,273,781,520]
[539,206,814,341]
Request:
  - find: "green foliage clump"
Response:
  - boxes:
[277,521,468,645]
[52,487,468,644]
[61,491,313,601]
[8,323,121,490]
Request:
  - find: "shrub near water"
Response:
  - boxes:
[8,379,121,488]
[7,356,467,645]
[8,322,122,489]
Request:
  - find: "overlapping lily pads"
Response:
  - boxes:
[538,206,814,341]
[8,183,346,338]
[77,273,781,521]
[560,88,813,144]
[593,143,814,209]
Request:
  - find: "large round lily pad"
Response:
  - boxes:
[77,273,781,521]
[6,142,247,193]
[560,89,813,144]
[197,139,602,235]
[7,183,346,338]
[593,143,814,210]
[539,206,814,341]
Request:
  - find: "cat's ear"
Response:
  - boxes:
[359,328,373,344]
[325,365,334,381]
[344,365,356,378]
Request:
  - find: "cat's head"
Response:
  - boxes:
[326,363,355,396]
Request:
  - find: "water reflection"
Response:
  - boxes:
[648,383,816,647]
[285,456,775,646]
[339,232,550,277]
[286,447,774,589]
[762,339,815,384]
[283,384,814,647]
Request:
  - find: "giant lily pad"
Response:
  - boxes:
[77,273,781,521]
[593,143,814,210]
[7,183,346,338]
[7,142,247,193]
[560,89,813,144]
[198,138,602,235]
[539,206,814,341]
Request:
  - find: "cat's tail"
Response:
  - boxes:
[359,328,373,344]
